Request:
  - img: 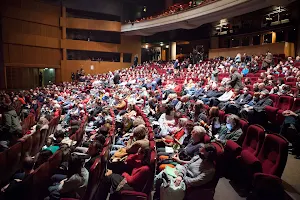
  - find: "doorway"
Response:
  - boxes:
[39,68,55,87]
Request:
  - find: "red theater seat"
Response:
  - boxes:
[241,125,265,156]
[6,142,23,181]
[48,150,62,175]
[269,94,279,107]
[184,142,224,200]
[239,134,288,194]
[292,98,300,111]
[236,119,249,145]
[225,125,265,159]
[265,106,279,125]
[277,95,294,110]
[30,130,41,156]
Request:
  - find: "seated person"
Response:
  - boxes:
[84,140,103,171]
[214,114,243,144]
[210,86,234,107]
[157,126,207,170]
[110,124,149,159]
[240,91,273,124]
[95,147,151,200]
[46,153,89,200]
[114,96,126,111]
[154,144,217,199]
[53,130,65,146]
[1,156,35,198]
[42,137,60,154]
[200,85,224,105]
[207,107,221,136]
[156,118,188,147]
[157,104,176,137]
[114,116,145,147]
[280,110,300,159]
[223,87,252,114]
[189,100,208,123]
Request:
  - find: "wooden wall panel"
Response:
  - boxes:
[1,6,60,27]
[5,44,61,67]
[3,32,60,49]
[61,60,130,81]
[61,18,121,32]
[119,35,141,63]
[61,39,118,52]
[208,42,294,58]
[3,44,10,63]
[2,18,61,38]
[6,67,39,89]
[1,0,60,15]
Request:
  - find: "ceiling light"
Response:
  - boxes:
[166,45,169,48]
[145,44,148,48]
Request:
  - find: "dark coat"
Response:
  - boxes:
[228,72,243,90]
[253,97,273,112]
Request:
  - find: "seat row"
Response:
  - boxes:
[20,115,89,200]
[80,109,116,200]
[0,116,60,186]
[225,124,288,193]
[70,115,88,146]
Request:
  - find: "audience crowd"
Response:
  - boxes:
[125,0,216,24]
[0,51,299,200]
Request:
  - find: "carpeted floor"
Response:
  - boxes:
[214,178,246,200]
[282,155,300,200]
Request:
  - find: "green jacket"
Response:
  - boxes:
[218,125,243,142]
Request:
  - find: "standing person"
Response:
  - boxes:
[71,72,75,82]
[174,59,179,70]
[133,55,138,68]
[227,67,243,90]
[211,66,219,82]
[39,72,43,87]
[113,71,120,85]
[75,70,80,81]
[262,51,273,70]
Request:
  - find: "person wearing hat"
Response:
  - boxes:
[240,90,273,124]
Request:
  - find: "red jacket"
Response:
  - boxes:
[122,165,150,192]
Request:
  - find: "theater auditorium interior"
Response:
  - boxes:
[1,0,300,199]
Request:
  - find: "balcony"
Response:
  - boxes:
[121,0,294,36]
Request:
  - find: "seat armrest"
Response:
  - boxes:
[240,150,261,169]
[225,140,242,157]
[253,173,282,186]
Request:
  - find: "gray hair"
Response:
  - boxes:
[193,126,206,139]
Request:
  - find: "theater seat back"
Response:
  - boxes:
[292,98,300,111]
[242,125,265,156]
[236,119,249,146]
[257,134,288,177]
[83,158,102,200]
[30,130,41,156]
[277,96,294,110]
